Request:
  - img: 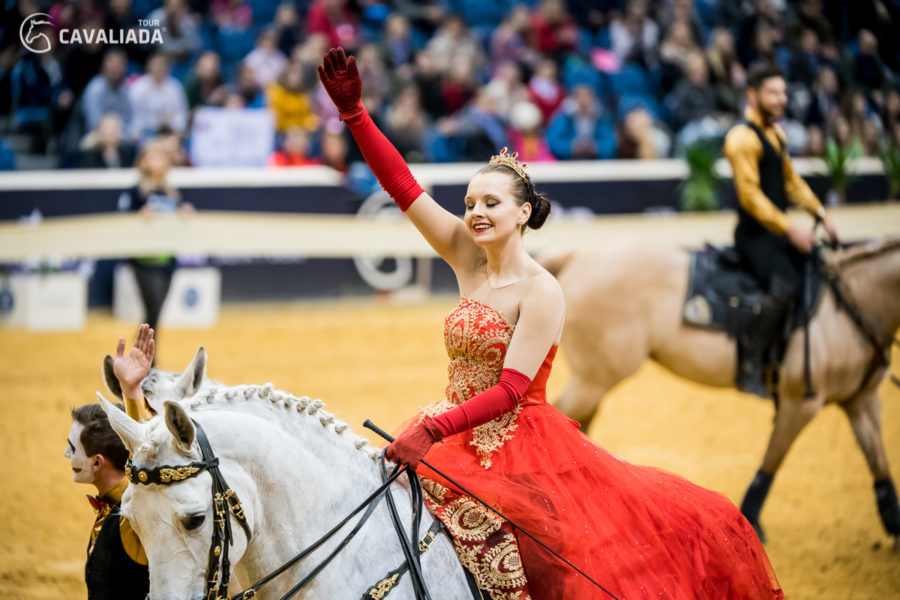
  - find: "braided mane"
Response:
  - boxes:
[179,383,382,462]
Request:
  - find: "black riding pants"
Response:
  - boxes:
[735,228,806,303]
[131,261,175,332]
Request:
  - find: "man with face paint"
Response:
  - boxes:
[723,62,839,398]
[66,402,149,599]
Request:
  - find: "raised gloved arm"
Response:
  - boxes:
[385,368,532,470]
[318,47,423,211]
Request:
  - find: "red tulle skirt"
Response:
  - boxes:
[411,402,783,600]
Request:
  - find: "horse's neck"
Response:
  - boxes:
[838,247,900,339]
[193,394,387,592]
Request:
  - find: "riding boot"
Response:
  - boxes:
[875,478,900,536]
[740,469,774,543]
[737,335,773,398]
[736,278,795,398]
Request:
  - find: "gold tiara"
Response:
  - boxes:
[489,147,528,181]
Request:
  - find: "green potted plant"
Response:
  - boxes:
[680,141,720,212]
[821,137,862,205]
[878,142,900,200]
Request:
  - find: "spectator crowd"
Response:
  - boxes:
[1,0,898,173]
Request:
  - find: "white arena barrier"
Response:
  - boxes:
[0,271,87,331]
[0,203,897,264]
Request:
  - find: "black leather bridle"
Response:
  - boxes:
[127,419,445,600]
[824,264,900,397]
[127,420,251,600]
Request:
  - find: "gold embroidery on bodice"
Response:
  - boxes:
[420,297,522,468]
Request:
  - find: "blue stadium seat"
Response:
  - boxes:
[610,64,651,96]
[0,139,15,170]
[617,93,662,122]
[696,0,718,32]
[198,22,217,52]
[248,0,280,26]
[216,27,257,78]
[562,58,598,89]
[131,0,163,19]
[424,130,465,163]
[561,57,604,96]
[10,59,52,131]
[594,27,612,50]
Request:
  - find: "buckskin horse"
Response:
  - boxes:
[539,236,900,544]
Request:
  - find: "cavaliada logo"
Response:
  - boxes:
[19,12,164,54]
[19,12,52,53]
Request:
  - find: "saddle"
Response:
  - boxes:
[683,245,824,391]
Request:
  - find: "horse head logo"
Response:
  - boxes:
[19,13,53,54]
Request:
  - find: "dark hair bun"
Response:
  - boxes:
[526,191,551,230]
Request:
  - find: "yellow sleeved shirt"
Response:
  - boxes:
[89,478,147,566]
[723,107,826,235]
[267,83,320,133]
[124,395,153,422]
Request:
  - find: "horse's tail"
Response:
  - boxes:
[537,248,576,278]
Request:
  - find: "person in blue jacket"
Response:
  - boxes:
[546,84,617,159]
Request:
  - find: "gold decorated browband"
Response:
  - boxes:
[125,457,214,485]
[489,146,528,181]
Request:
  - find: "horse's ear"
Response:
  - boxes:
[102,355,124,399]
[164,401,195,454]
[176,347,206,398]
[98,392,142,453]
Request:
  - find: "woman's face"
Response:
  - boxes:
[463,171,530,246]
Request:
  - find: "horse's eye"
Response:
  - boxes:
[183,513,205,530]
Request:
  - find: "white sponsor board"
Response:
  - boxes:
[190,108,275,168]
[114,264,221,329]
[0,272,87,331]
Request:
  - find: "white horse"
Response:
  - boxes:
[100,384,472,600]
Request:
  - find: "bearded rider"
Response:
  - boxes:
[722,62,839,397]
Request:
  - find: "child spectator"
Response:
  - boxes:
[507,100,555,162]
[268,126,319,166]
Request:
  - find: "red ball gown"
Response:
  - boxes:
[403,297,784,600]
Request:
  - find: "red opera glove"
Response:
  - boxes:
[385,416,445,470]
[387,369,532,469]
[317,47,424,211]
[432,368,532,436]
[317,47,363,117]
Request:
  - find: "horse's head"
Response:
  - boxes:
[103,346,208,413]
[100,395,251,600]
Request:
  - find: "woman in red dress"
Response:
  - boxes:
[318,47,783,600]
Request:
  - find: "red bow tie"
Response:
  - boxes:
[87,495,109,513]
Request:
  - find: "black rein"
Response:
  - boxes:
[128,418,437,600]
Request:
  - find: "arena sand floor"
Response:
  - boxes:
[1,298,898,599]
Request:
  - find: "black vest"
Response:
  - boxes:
[85,510,149,600]
[735,121,788,239]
